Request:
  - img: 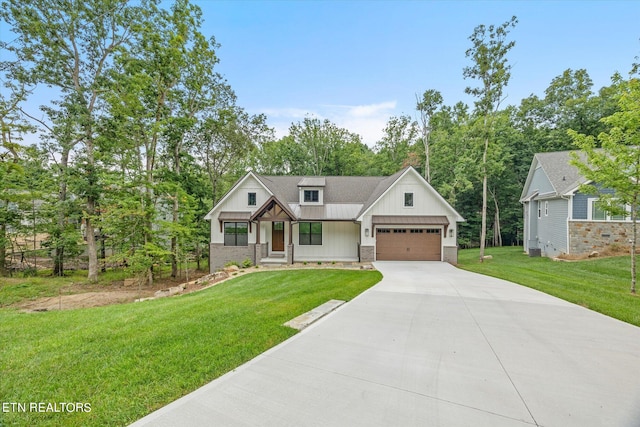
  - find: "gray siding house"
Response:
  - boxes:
[205,167,464,271]
[521,150,633,257]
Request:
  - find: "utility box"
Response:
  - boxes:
[528,248,541,257]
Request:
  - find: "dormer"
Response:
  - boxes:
[298,177,325,205]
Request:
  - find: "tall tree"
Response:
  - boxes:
[416,90,443,182]
[375,115,419,175]
[463,16,517,261]
[570,75,640,294]
[1,0,149,281]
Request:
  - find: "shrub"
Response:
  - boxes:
[241,258,253,268]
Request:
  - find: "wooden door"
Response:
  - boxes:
[272,221,284,251]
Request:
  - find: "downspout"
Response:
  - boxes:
[563,194,572,255]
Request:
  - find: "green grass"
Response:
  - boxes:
[458,246,640,326]
[0,263,204,307]
[0,269,133,307]
[0,269,382,427]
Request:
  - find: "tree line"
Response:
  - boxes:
[1,3,637,281]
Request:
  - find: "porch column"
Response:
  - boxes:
[288,221,294,264]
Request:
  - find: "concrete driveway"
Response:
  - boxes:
[131,262,640,427]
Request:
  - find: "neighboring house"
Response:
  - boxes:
[204,166,465,271]
[520,150,634,258]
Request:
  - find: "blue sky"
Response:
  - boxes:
[4,1,640,147]
[196,0,640,146]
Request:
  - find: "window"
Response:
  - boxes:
[304,190,319,203]
[545,201,549,216]
[248,192,256,206]
[588,198,630,221]
[299,222,322,245]
[537,201,541,219]
[404,192,414,207]
[224,222,248,246]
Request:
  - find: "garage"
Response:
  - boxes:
[372,215,449,261]
[376,228,441,261]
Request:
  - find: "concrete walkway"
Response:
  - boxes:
[131,262,640,427]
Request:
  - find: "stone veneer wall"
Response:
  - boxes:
[443,246,458,264]
[360,246,375,262]
[569,221,634,255]
[210,243,256,272]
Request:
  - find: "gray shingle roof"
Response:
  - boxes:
[255,173,392,204]
[253,168,410,220]
[535,150,589,196]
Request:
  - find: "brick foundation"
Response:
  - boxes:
[210,243,255,272]
[360,246,374,262]
[443,246,458,264]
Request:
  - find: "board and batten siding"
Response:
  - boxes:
[210,175,271,244]
[360,171,457,251]
[536,198,569,257]
[292,221,360,261]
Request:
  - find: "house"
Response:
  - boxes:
[204,166,465,271]
[520,150,634,258]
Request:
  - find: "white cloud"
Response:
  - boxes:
[259,101,398,147]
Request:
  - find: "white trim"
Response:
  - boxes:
[204,171,273,220]
[587,197,631,222]
[357,167,464,223]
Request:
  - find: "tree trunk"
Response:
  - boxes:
[54,146,70,276]
[0,222,7,277]
[479,135,489,262]
[491,188,502,247]
[631,200,637,294]
[171,141,181,279]
[424,131,430,182]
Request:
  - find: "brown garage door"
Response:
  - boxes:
[376,228,441,261]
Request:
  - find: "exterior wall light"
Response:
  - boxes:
[365,228,370,237]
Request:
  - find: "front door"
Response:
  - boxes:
[272,221,284,252]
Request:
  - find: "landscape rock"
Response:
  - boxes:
[224,265,240,273]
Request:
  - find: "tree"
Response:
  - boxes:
[463,16,517,261]
[570,75,640,294]
[416,90,443,182]
[1,0,149,281]
[375,115,419,175]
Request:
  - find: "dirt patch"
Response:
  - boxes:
[556,245,633,261]
[18,271,213,312]
[17,263,375,312]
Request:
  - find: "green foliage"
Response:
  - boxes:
[570,75,640,293]
[241,258,253,268]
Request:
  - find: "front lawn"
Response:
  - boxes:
[0,269,382,427]
[458,247,640,327]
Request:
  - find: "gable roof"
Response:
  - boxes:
[255,174,387,204]
[520,150,590,201]
[206,166,464,223]
[356,167,465,222]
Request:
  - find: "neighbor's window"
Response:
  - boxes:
[537,201,541,219]
[404,192,414,207]
[304,190,319,202]
[545,201,549,216]
[299,222,322,245]
[224,222,248,246]
[588,198,630,221]
[248,192,256,206]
